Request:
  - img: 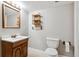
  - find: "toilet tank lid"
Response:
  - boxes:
[46,37,59,41]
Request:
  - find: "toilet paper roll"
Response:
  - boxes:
[65,42,70,52]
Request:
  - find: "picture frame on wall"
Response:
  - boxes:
[32,14,42,30]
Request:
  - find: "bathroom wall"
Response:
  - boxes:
[74,1,79,57]
[29,3,74,50]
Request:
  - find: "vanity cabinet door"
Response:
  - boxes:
[13,46,21,57]
[21,43,27,57]
[1,41,13,57]
[13,43,27,57]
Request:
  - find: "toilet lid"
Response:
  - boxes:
[45,48,58,56]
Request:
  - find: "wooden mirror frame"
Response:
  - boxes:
[2,3,20,29]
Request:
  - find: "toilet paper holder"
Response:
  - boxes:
[63,41,71,46]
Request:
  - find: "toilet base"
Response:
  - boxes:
[45,48,58,57]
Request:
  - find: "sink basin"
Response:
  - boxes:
[11,36,22,39]
[2,36,29,43]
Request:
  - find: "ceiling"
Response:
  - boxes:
[21,1,73,12]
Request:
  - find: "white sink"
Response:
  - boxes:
[2,36,29,43]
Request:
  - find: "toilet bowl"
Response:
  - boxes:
[45,37,59,57]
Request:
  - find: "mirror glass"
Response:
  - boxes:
[2,4,20,28]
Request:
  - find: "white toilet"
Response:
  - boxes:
[45,37,59,57]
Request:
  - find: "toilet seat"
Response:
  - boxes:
[45,48,58,56]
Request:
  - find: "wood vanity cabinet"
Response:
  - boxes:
[1,38,28,57]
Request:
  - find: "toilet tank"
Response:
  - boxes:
[46,37,59,49]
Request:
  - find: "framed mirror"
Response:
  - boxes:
[2,3,20,28]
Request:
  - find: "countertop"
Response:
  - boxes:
[2,36,29,43]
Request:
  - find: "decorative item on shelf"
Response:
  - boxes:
[32,11,42,30]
